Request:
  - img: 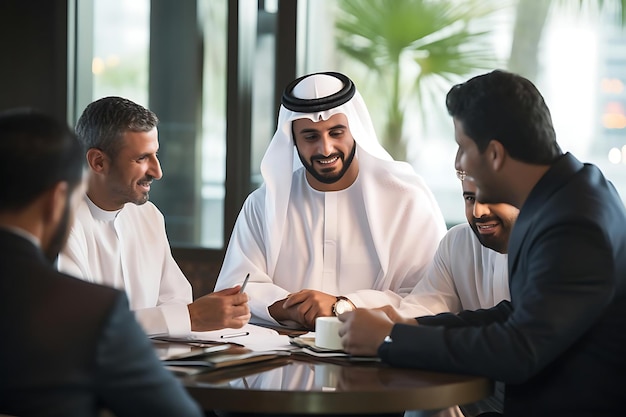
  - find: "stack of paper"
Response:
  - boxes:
[152,324,295,376]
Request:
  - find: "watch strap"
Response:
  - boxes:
[332,296,354,316]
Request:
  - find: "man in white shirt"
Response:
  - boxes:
[214,72,447,329]
[396,174,518,417]
[397,173,516,318]
[58,96,250,337]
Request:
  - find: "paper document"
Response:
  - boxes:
[152,323,294,352]
[162,345,290,368]
[190,323,294,352]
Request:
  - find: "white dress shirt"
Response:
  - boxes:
[398,222,510,317]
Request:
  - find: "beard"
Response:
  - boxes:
[108,175,153,206]
[45,198,71,263]
[468,217,509,254]
[296,142,357,185]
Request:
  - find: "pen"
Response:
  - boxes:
[221,331,250,339]
[239,273,250,293]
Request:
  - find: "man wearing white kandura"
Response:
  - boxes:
[214,71,446,330]
[58,97,250,338]
[397,175,514,318]
[395,175,517,417]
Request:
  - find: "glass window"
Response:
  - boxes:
[77,0,626,248]
[80,0,230,248]
[199,0,228,248]
[302,0,626,227]
[91,0,150,106]
[251,1,279,190]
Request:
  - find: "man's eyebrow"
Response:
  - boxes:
[297,124,347,134]
[136,151,156,159]
[463,191,476,197]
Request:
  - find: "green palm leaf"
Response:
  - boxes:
[335,0,506,160]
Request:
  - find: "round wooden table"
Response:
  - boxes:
[182,355,492,415]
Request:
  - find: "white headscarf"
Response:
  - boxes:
[260,72,445,281]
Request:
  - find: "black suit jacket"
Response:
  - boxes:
[380,153,626,417]
[0,230,203,417]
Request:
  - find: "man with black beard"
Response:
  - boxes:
[215,72,446,330]
[340,70,626,417]
[385,176,518,417]
[397,175,517,318]
[0,109,202,416]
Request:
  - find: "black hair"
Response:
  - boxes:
[0,109,83,211]
[75,96,158,157]
[446,70,562,164]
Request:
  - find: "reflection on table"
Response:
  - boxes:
[182,354,492,415]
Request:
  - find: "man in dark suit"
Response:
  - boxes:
[338,70,626,417]
[0,110,203,416]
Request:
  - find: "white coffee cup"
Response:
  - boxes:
[315,316,343,350]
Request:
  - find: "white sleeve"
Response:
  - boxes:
[134,304,191,338]
[343,289,404,310]
[215,192,290,326]
[139,222,193,338]
[117,204,193,338]
[397,229,464,317]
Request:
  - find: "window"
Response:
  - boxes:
[91,0,150,106]
[78,0,230,248]
[301,0,626,226]
[199,0,228,248]
[76,0,626,250]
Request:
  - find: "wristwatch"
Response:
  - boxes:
[332,296,355,316]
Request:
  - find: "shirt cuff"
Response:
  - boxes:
[160,303,192,338]
[135,304,191,338]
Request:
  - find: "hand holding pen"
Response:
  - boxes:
[239,273,250,293]
[187,272,251,331]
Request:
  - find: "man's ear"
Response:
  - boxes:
[42,181,69,225]
[86,148,108,173]
[486,140,507,173]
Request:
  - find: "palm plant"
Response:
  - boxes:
[335,0,504,161]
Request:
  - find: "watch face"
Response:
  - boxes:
[335,299,353,315]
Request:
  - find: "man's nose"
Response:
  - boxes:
[318,136,334,156]
[473,201,490,218]
[148,155,163,180]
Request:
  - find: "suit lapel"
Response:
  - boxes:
[507,153,585,288]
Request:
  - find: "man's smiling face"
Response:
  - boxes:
[462,179,519,254]
[104,128,163,209]
[292,113,358,191]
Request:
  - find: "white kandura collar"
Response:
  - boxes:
[85,194,122,222]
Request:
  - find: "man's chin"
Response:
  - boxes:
[316,174,343,184]
[132,194,150,205]
[479,237,506,254]
[305,165,343,184]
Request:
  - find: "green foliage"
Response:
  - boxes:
[335,0,505,160]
